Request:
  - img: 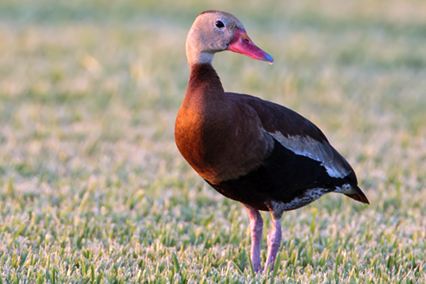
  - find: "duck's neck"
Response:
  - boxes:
[184,63,226,105]
[186,51,214,66]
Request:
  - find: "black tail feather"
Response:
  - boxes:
[345,185,370,204]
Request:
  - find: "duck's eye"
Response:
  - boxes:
[215,20,225,29]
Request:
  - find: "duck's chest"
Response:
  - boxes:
[175,101,272,184]
[175,63,272,183]
[175,104,234,175]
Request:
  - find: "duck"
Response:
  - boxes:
[175,10,369,273]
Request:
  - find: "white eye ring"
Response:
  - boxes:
[214,20,226,30]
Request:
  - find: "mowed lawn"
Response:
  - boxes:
[0,0,425,283]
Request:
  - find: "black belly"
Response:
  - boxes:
[207,138,353,211]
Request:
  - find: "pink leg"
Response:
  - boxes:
[245,206,263,273]
[264,216,282,272]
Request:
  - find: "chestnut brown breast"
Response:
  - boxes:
[175,63,272,184]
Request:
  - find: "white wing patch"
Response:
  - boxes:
[269,131,350,179]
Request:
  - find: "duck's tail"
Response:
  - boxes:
[343,184,370,204]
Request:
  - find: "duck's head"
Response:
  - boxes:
[186,10,274,66]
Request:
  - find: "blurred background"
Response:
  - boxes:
[1,0,425,187]
[0,0,425,282]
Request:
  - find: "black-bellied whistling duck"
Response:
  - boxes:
[175,10,369,273]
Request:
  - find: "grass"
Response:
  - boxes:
[0,0,425,282]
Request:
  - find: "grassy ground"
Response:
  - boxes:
[0,0,425,283]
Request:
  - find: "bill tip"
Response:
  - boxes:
[266,53,274,64]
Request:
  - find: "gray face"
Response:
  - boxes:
[186,11,245,65]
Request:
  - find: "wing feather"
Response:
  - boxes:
[226,92,356,182]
